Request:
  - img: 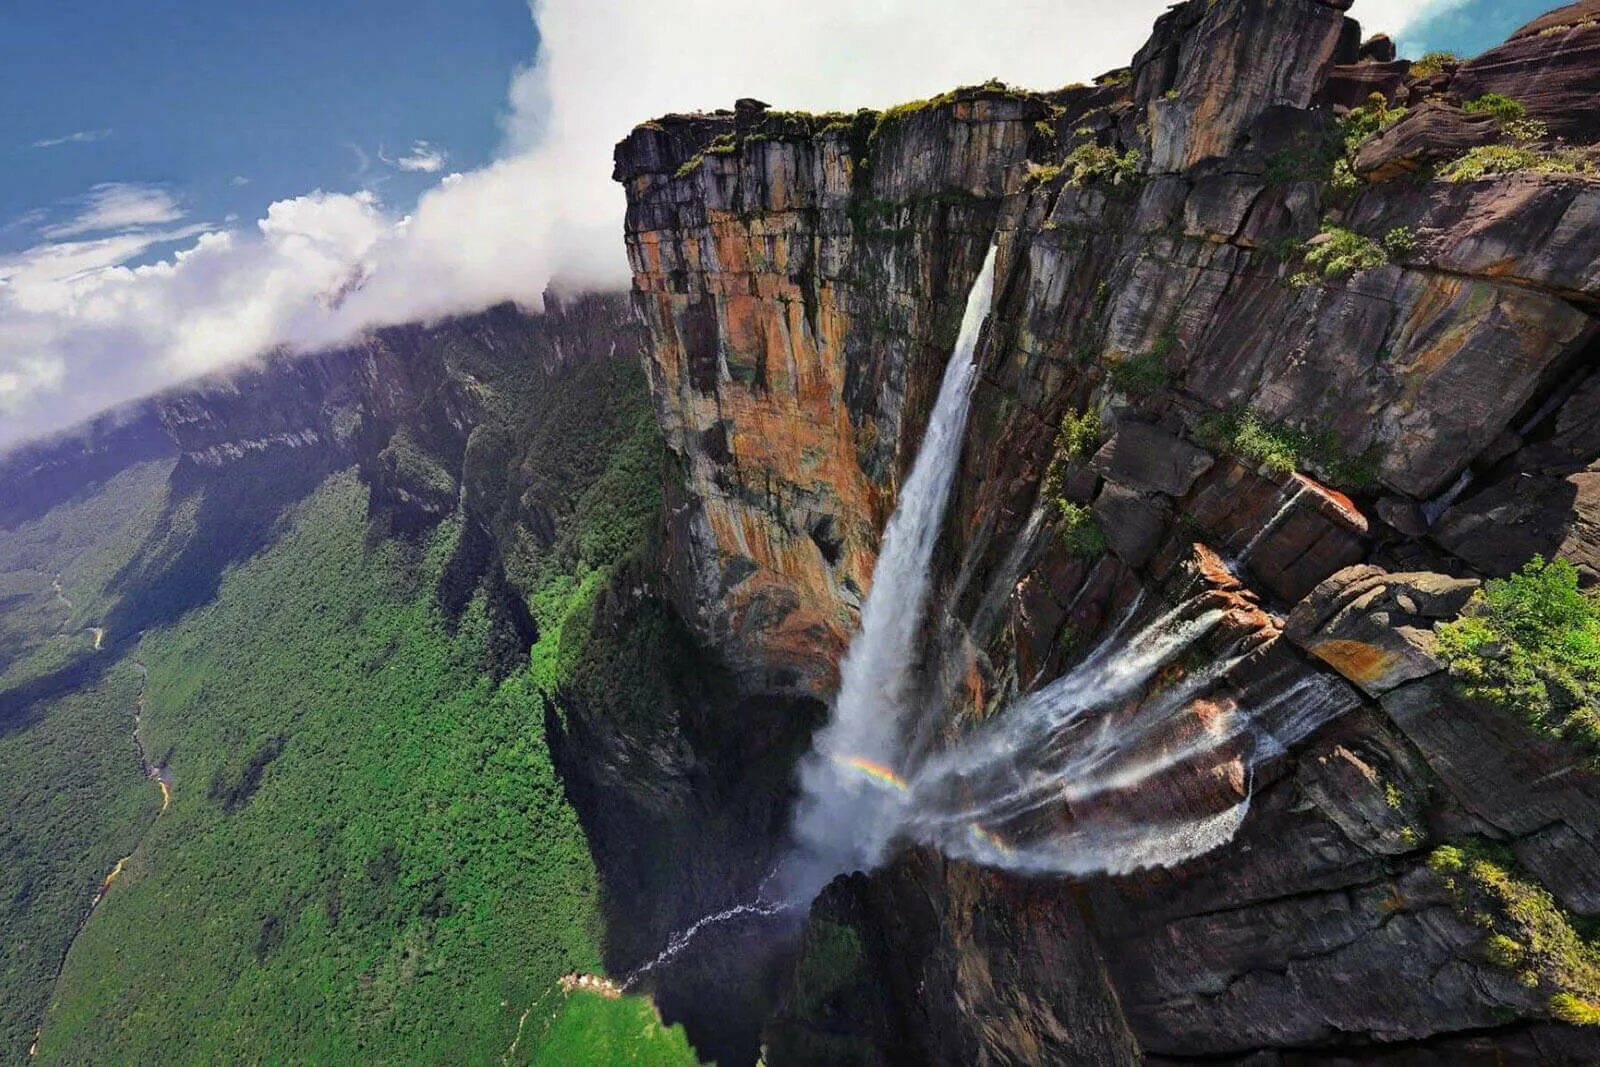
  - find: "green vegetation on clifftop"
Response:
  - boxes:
[1437,556,1600,767]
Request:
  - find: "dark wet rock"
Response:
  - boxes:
[1432,464,1600,579]
[1181,464,1369,604]
[1091,419,1216,497]
[1382,675,1600,914]
[1095,481,1173,569]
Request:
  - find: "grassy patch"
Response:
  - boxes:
[1057,503,1108,559]
[1197,407,1380,489]
[1441,141,1592,182]
[1106,334,1174,396]
[1429,840,1600,1023]
[1436,556,1600,767]
[1203,409,1376,492]
[1463,93,1527,125]
[530,992,700,1067]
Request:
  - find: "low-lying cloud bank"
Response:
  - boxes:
[0,0,1436,451]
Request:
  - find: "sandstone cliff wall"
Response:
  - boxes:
[617,0,1600,1061]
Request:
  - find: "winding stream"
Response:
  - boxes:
[29,652,168,1058]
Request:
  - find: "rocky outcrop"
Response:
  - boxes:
[1452,1,1600,143]
[1131,0,1355,173]
[618,0,1600,1062]
[1285,566,1478,696]
[1351,101,1502,182]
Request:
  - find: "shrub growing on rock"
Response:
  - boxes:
[1056,503,1107,558]
[1463,93,1528,125]
[1062,142,1141,187]
[1429,840,1600,1025]
[1304,227,1387,278]
[1381,226,1417,259]
[1409,51,1460,77]
[1436,556,1600,765]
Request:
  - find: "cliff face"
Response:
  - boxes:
[154,296,635,530]
[616,0,1600,1062]
[0,409,174,530]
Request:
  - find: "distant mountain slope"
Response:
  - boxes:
[0,297,722,1066]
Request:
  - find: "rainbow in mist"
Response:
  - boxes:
[832,755,909,792]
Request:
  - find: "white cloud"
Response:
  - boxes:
[383,140,448,173]
[1349,0,1472,51]
[230,175,252,187]
[40,183,185,240]
[0,0,1442,451]
[30,128,111,149]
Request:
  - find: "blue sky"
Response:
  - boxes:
[1,1,534,257]
[0,0,1570,451]
[1398,0,1555,56]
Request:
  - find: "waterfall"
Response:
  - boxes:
[621,898,795,990]
[782,245,998,900]
[626,245,1353,981]
[1229,478,1307,570]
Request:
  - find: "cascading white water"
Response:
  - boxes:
[1229,478,1308,570]
[780,245,999,900]
[622,898,792,989]
[625,247,1356,983]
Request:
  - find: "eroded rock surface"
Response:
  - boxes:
[615,0,1600,1061]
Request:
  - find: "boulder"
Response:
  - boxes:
[1324,59,1409,110]
[1359,34,1397,63]
[1351,101,1502,182]
[1089,420,1216,497]
[1094,482,1173,569]
[1285,565,1478,696]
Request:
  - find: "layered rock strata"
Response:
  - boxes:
[617,0,1600,1061]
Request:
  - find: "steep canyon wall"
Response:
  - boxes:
[616,0,1600,1061]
